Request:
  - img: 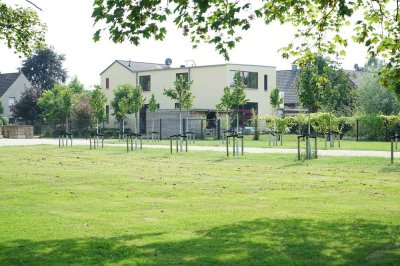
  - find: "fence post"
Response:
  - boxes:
[159,119,162,140]
[356,119,359,141]
[201,120,204,140]
[217,119,221,140]
[391,138,394,164]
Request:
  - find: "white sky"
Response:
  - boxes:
[0,0,368,89]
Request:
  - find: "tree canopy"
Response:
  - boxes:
[90,85,108,123]
[357,72,400,115]
[20,47,67,91]
[92,0,400,88]
[10,86,42,123]
[269,87,284,115]
[0,0,46,55]
[296,56,356,115]
[38,84,75,122]
[163,75,194,111]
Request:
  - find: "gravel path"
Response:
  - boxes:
[1,138,399,158]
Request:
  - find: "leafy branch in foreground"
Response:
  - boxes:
[92,0,400,93]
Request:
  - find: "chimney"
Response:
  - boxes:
[291,64,298,72]
[128,60,131,67]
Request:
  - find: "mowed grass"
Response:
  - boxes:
[105,134,395,151]
[0,145,399,265]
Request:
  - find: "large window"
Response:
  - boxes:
[229,71,258,89]
[139,75,151,91]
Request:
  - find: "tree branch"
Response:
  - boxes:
[25,0,42,11]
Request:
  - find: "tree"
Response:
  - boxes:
[111,84,132,135]
[216,86,234,131]
[163,75,194,135]
[92,0,400,91]
[111,84,145,135]
[230,71,248,133]
[269,87,284,116]
[68,76,85,94]
[20,47,67,90]
[129,86,145,134]
[0,0,46,55]
[10,86,42,123]
[38,84,75,130]
[357,73,400,115]
[148,94,158,132]
[90,85,108,133]
[296,56,355,116]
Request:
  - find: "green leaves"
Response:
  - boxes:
[90,85,108,122]
[0,1,47,56]
[296,56,355,115]
[38,84,75,121]
[269,87,284,110]
[163,74,194,111]
[148,94,158,113]
[111,84,145,120]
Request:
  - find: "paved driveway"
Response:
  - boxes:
[0,138,399,158]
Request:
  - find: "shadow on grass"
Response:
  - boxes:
[1,219,399,265]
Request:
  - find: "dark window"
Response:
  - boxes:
[176,73,189,83]
[106,105,110,115]
[229,71,258,89]
[106,78,109,89]
[264,75,268,91]
[139,75,151,91]
[175,103,180,109]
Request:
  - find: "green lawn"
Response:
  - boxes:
[1,146,399,265]
[106,134,396,151]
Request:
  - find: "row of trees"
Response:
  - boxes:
[295,56,400,117]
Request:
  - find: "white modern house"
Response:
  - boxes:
[0,72,32,122]
[100,60,276,136]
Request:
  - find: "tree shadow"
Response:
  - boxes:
[1,219,399,265]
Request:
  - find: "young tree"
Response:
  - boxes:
[130,86,145,134]
[90,85,108,134]
[111,84,132,135]
[269,87,284,116]
[10,86,42,123]
[216,86,233,131]
[230,71,248,133]
[92,0,400,90]
[163,74,194,135]
[0,0,46,55]
[68,76,85,94]
[20,47,67,91]
[296,56,355,116]
[38,84,75,130]
[148,94,158,132]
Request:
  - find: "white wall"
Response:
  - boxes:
[2,74,31,120]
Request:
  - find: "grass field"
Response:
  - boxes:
[1,145,399,265]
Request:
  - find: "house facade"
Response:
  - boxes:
[0,72,32,122]
[100,60,276,135]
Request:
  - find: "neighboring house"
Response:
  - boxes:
[276,66,300,109]
[0,72,32,122]
[276,66,365,112]
[100,60,276,135]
